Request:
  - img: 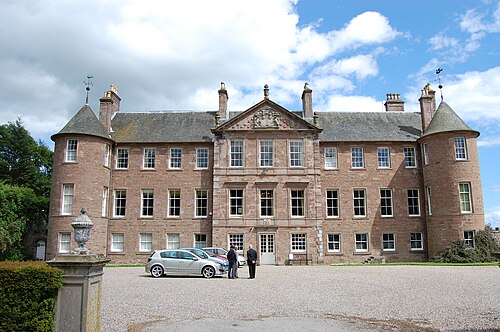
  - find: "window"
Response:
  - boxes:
[170,148,182,169]
[166,233,180,249]
[327,233,341,252]
[260,189,274,217]
[229,234,244,252]
[353,189,366,217]
[464,230,475,247]
[168,190,181,217]
[410,233,423,250]
[111,233,124,252]
[454,137,467,160]
[62,184,74,215]
[459,182,472,213]
[355,233,368,252]
[196,148,209,169]
[260,140,274,167]
[65,139,77,162]
[426,186,432,215]
[380,189,393,217]
[290,190,305,217]
[404,147,416,168]
[104,144,110,167]
[422,143,429,166]
[116,148,129,169]
[141,189,154,217]
[377,147,391,168]
[291,233,306,252]
[230,189,244,216]
[382,233,396,251]
[326,189,339,218]
[114,190,126,217]
[143,148,156,169]
[59,232,71,253]
[289,140,304,167]
[230,140,244,167]
[101,187,108,217]
[351,147,364,168]
[139,233,152,252]
[194,234,207,248]
[407,189,420,216]
[195,190,208,217]
[325,147,338,169]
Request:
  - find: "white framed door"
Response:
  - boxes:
[259,233,275,265]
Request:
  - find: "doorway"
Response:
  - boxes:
[259,233,275,265]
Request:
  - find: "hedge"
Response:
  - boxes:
[0,261,63,332]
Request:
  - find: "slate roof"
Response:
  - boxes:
[422,101,478,137]
[51,105,110,140]
[317,112,422,142]
[110,111,216,143]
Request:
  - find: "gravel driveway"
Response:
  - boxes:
[101,265,500,331]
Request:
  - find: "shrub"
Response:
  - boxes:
[0,261,63,332]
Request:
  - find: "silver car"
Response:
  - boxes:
[145,249,225,278]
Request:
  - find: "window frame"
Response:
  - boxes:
[229,189,244,217]
[169,147,182,169]
[454,137,468,160]
[459,182,473,213]
[166,233,180,249]
[403,147,417,168]
[62,183,74,215]
[113,189,127,217]
[195,190,209,217]
[380,188,393,217]
[324,147,338,169]
[291,233,307,252]
[196,148,209,169]
[143,148,156,169]
[407,189,420,217]
[355,233,369,252]
[194,233,207,248]
[351,147,365,169]
[229,234,244,252]
[141,189,154,217]
[426,186,432,216]
[101,187,108,217]
[65,139,78,162]
[377,147,391,169]
[59,232,72,254]
[326,189,340,218]
[353,188,366,218]
[139,233,153,252]
[382,233,396,251]
[464,230,475,247]
[104,144,110,167]
[230,140,244,167]
[116,148,129,169]
[110,233,124,252]
[168,189,181,217]
[259,140,274,167]
[260,189,274,217]
[422,143,429,166]
[327,233,341,253]
[410,232,424,251]
[289,140,304,168]
[290,189,305,217]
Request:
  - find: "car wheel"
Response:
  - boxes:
[150,265,164,278]
[202,266,215,278]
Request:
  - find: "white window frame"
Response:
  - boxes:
[289,140,304,167]
[65,139,78,162]
[59,232,71,254]
[139,233,153,252]
[260,189,274,217]
[168,189,181,217]
[355,233,369,252]
[377,147,391,168]
[101,187,108,217]
[143,148,156,169]
[324,147,338,169]
[113,189,126,217]
[353,189,366,218]
[291,233,306,252]
[166,233,180,249]
[407,189,420,217]
[382,233,396,251]
[260,140,274,167]
[111,233,124,252]
[229,189,244,217]
[141,189,154,217]
[351,147,364,168]
[422,143,429,166]
[326,189,340,218]
[62,184,74,215]
[404,147,417,168]
[104,144,110,167]
[169,148,182,169]
[410,232,423,250]
[459,182,473,213]
[194,233,207,248]
[454,137,468,160]
[327,233,341,253]
[464,230,475,247]
[290,189,305,217]
[195,190,208,217]
[426,186,432,216]
[116,148,129,169]
[230,140,244,167]
[196,148,209,169]
[229,234,244,252]
[380,188,393,217]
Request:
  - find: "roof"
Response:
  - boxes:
[317,112,422,142]
[51,105,110,140]
[111,111,216,143]
[422,101,478,137]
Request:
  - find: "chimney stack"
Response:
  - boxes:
[218,82,228,120]
[301,82,313,119]
[384,93,404,112]
[99,84,121,134]
[419,83,436,132]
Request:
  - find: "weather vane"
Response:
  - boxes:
[84,75,94,105]
[435,68,444,101]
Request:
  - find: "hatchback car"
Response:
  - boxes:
[203,247,246,267]
[145,249,225,278]
[180,247,229,271]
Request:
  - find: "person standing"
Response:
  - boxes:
[227,245,238,279]
[247,244,257,279]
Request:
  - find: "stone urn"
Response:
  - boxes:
[71,208,93,254]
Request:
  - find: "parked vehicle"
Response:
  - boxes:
[180,247,230,271]
[203,247,246,267]
[145,249,225,278]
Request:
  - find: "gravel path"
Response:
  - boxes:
[101,265,500,331]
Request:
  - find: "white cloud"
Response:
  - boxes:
[477,136,500,147]
[485,206,500,229]
[428,34,460,51]
[322,95,384,113]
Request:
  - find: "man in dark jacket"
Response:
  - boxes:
[227,245,238,279]
[246,244,258,279]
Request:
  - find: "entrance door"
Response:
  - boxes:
[259,233,275,265]
[35,240,46,260]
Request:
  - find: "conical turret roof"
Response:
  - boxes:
[422,101,479,138]
[51,105,111,141]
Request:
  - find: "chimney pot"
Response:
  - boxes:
[301,82,313,118]
[218,82,228,120]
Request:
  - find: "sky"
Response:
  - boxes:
[1,0,499,228]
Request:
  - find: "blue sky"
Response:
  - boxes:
[1,0,499,228]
